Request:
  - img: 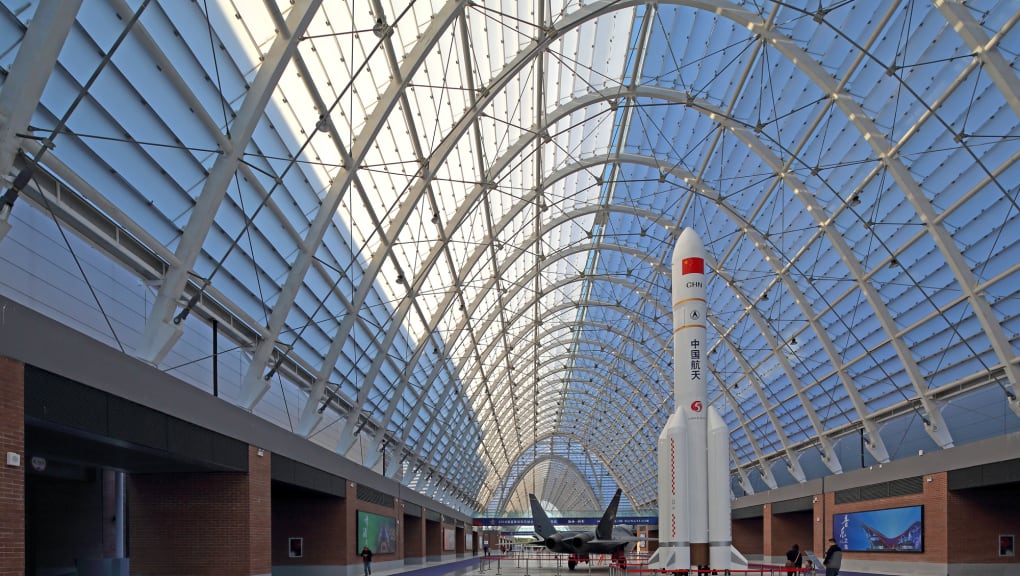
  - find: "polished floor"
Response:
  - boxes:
[383,552,841,576]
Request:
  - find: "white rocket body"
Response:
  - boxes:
[656,227,732,570]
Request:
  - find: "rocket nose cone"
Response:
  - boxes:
[672,227,705,267]
[707,405,725,430]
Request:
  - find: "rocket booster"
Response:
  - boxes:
[656,227,733,571]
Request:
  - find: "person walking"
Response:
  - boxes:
[361,545,374,576]
[823,538,843,576]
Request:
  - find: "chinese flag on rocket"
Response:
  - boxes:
[681,257,704,275]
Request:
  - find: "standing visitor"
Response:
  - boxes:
[823,538,842,576]
[785,543,802,576]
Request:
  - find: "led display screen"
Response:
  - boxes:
[358,510,397,554]
[833,505,922,552]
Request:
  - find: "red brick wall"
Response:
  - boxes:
[771,510,813,560]
[813,494,824,553]
[349,482,403,564]
[947,482,1020,565]
[825,472,948,565]
[271,485,345,565]
[426,519,442,556]
[0,356,24,576]
[128,446,271,575]
[404,514,424,557]
[732,517,763,554]
[248,447,271,574]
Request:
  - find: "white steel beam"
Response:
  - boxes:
[0,0,81,176]
[239,0,469,411]
[745,7,1020,421]
[138,0,321,364]
[934,0,1020,120]
[0,0,82,242]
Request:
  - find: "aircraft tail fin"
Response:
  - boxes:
[529,494,558,538]
[596,488,623,540]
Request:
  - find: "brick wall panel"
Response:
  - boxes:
[271,485,345,565]
[127,446,271,575]
[249,447,271,574]
[350,482,402,565]
[0,357,25,576]
[947,482,1020,565]
[824,473,948,566]
[732,517,763,555]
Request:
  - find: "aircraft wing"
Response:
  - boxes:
[588,536,654,545]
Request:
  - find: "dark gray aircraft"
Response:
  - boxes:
[528,488,643,570]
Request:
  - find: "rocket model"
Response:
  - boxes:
[656,228,733,571]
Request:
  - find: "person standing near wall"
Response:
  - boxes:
[823,538,842,576]
[785,543,802,576]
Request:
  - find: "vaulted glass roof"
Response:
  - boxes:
[0,0,1018,516]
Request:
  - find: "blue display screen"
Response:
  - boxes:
[833,505,923,552]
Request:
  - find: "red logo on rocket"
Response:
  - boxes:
[682,257,704,275]
[690,400,703,412]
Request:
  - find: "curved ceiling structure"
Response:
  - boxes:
[0,0,1018,516]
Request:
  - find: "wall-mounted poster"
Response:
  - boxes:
[289,537,303,558]
[1001,535,1015,557]
[832,505,923,552]
[358,511,397,554]
[444,528,457,551]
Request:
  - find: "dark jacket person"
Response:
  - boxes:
[823,538,843,576]
[361,546,373,576]
[785,543,802,576]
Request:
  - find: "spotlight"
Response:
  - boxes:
[0,167,35,216]
[316,114,331,133]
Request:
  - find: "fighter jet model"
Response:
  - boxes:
[529,488,643,570]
